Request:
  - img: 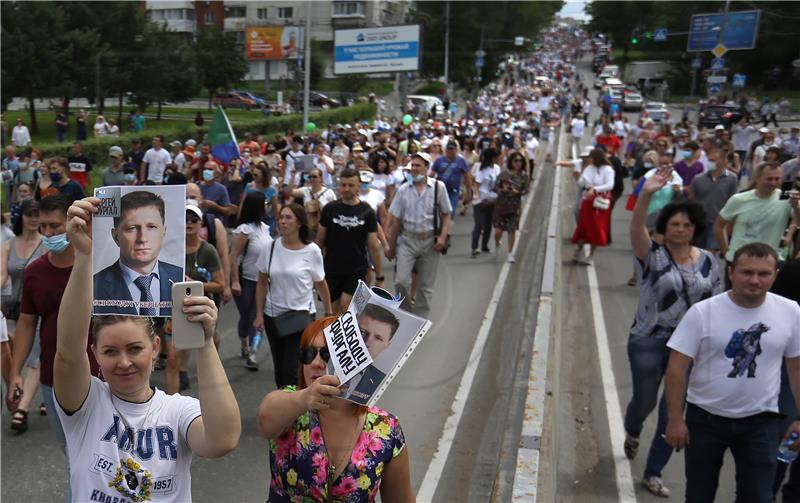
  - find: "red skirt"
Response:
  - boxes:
[572,194,611,246]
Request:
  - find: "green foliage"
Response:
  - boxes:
[24,103,377,167]
[194,27,249,108]
[412,1,563,87]
[414,81,446,96]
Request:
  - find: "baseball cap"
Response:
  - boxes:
[352,143,364,152]
[759,127,770,134]
[714,124,725,131]
[170,140,182,148]
[411,152,432,165]
[185,203,203,219]
[359,170,374,184]
[108,146,124,158]
[446,141,458,149]
[185,139,197,148]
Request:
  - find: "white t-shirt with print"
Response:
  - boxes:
[56,377,201,502]
[473,164,501,202]
[297,186,336,209]
[361,188,386,214]
[233,222,272,281]
[256,238,325,317]
[667,292,800,418]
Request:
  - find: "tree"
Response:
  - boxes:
[194,27,249,110]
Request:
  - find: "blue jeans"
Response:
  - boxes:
[624,334,674,478]
[684,403,781,503]
[41,385,71,502]
[448,190,460,221]
[233,278,258,343]
[774,364,800,501]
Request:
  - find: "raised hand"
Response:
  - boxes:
[642,166,673,195]
[66,197,100,256]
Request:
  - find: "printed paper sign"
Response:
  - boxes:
[324,308,373,384]
[92,186,186,317]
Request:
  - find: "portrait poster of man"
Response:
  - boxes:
[92,186,185,317]
[335,282,432,407]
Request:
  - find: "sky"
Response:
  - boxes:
[558,0,590,21]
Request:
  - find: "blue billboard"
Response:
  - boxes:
[687,10,760,52]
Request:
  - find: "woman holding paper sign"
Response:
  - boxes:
[53,197,240,502]
[257,316,415,503]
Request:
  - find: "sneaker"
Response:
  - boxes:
[641,476,671,498]
[489,248,497,257]
[579,255,594,266]
[241,347,250,359]
[471,249,480,258]
[179,371,190,391]
[572,248,583,263]
[624,433,639,459]
[244,355,259,371]
[507,254,516,264]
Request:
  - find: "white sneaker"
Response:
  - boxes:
[641,476,671,498]
[507,254,516,264]
[579,255,594,266]
[571,248,583,263]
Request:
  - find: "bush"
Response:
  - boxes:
[413,81,445,96]
[22,103,377,166]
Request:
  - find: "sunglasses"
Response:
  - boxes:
[299,346,330,365]
[186,215,200,223]
[307,175,320,179]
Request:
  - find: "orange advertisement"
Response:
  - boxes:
[246,26,303,60]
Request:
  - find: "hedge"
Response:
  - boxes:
[21,102,377,166]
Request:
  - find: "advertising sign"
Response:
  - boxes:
[334,25,420,75]
[687,10,760,52]
[246,26,303,61]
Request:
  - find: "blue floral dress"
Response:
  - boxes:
[268,387,406,502]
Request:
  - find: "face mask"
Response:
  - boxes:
[124,173,136,183]
[644,162,654,169]
[202,169,215,181]
[360,182,370,191]
[243,152,251,159]
[50,172,62,183]
[404,172,414,184]
[681,150,692,159]
[413,174,425,183]
[186,198,200,207]
[42,233,69,253]
[707,161,717,171]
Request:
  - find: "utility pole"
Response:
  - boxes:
[303,1,311,130]
[443,1,450,92]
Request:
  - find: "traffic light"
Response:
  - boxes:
[632,35,639,44]
[631,27,641,45]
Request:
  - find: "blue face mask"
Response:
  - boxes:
[681,150,692,159]
[124,173,136,182]
[42,233,69,253]
[644,162,654,169]
[413,174,425,183]
[707,161,717,171]
[404,172,413,184]
[360,182,370,191]
[202,169,215,181]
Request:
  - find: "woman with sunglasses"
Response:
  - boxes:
[291,168,336,210]
[257,317,414,503]
[254,204,333,389]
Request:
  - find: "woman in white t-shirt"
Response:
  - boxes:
[54,197,241,503]
[254,203,333,389]
[469,148,501,257]
[291,168,336,209]
[312,143,335,187]
[230,192,273,370]
[571,148,616,265]
[93,115,109,137]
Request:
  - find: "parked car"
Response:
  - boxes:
[232,90,268,108]
[289,91,341,109]
[698,104,744,129]
[641,101,670,122]
[623,92,644,111]
[407,94,444,119]
[213,92,257,110]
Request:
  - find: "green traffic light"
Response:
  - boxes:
[632,37,639,44]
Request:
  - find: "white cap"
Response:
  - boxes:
[359,170,374,184]
[169,140,182,147]
[185,139,197,148]
[108,146,124,158]
[759,127,770,134]
[714,124,725,131]
[185,203,202,219]
[411,152,432,165]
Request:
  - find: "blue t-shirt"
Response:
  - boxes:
[431,155,470,195]
[200,182,231,220]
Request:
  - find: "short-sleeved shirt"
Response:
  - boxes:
[256,238,325,317]
[185,240,221,298]
[56,376,200,503]
[667,292,800,418]
[21,255,99,386]
[430,155,470,196]
[320,200,377,275]
[58,180,86,203]
[142,147,172,183]
[630,242,720,340]
[718,189,793,261]
[689,169,738,223]
[102,168,127,187]
[388,178,452,235]
[232,222,272,281]
[199,182,231,221]
[268,386,406,503]
[674,159,704,186]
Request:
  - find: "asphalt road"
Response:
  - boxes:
[1,159,555,502]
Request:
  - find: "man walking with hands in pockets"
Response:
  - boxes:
[664,242,800,503]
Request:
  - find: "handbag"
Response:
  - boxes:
[593,193,611,210]
[266,240,311,337]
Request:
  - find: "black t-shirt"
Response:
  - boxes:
[57,180,85,203]
[67,154,93,173]
[772,259,800,304]
[319,200,377,275]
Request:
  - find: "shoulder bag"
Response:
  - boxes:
[267,240,311,337]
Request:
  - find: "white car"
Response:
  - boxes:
[407,95,445,119]
[641,102,671,122]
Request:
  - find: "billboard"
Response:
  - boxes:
[334,25,420,75]
[687,10,760,52]
[246,26,304,61]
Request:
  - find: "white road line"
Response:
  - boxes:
[416,143,544,502]
[587,263,638,502]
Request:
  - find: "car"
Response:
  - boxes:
[623,92,644,111]
[641,102,670,122]
[698,104,744,129]
[288,91,341,109]
[212,92,257,110]
[232,90,267,108]
[609,87,624,105]
[406,94,445,119]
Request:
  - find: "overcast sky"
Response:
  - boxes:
[558,0,590,21]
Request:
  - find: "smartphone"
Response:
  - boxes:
[171,281,206,350]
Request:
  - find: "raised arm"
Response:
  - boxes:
[54,197,98,413]
[256,375,341,439]
[631,167,672,261]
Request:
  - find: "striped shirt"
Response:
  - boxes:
[389,177,452,235]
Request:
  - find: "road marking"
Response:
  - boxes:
[587,263,638,502]
[416,139,544,502]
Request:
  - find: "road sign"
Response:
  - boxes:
[475,49,486,58]
[732,73,747,88]
[687,10,760,52]
[692,57,702,69]
[709,83,723,94]
[514,36,524,46]
[654,28,668,42]
[711,43,728,58]
[475,57,485,68]
[710,57,725,71]
[707,75,727,84]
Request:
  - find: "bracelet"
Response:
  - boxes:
[375,276,385,281]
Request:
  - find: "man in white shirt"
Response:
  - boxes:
[140,135,172,184]
[569,116,586,159]
[11,118,31,147]
[664,243,800,503]
[732,118,757,168]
